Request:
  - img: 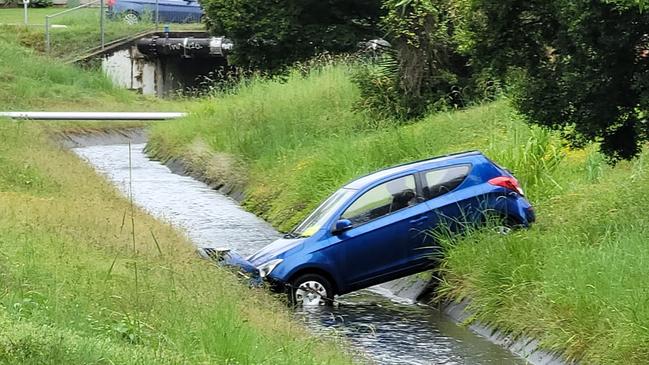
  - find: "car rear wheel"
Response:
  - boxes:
[123,11,140,25]
[289,273,334,307]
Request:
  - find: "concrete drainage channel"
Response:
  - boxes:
[66,129,566,365]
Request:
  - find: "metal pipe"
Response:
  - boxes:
[136,36,233,58]
[0,112,187,121]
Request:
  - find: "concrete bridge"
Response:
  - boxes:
[74,31,232,97]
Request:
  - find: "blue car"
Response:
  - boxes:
[212,151,535,306]
[107,0,203,24]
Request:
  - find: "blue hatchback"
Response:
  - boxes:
[214,151,534,305]
[107,0,203,24]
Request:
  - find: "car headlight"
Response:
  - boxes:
[257,259,283,278]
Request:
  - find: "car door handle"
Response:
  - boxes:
[409,216,428,225]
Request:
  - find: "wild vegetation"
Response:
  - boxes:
[148,62,649,363]
[2,0,649,363]
[0,29,353,364]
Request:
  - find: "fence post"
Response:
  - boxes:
[45,16,50,53]
[100,0,105,49]
[155,0,159,30]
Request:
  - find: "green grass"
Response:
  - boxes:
[0,30,353,364]
[0,7,65,24]
[148,63,576,231]
[0,122,352,364]
[148,62,649,363]
[0,34,201,111]
[0,7,203,59]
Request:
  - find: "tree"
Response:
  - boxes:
[457,0,649,160]
[353,0,471,120]
[202,0,384,73]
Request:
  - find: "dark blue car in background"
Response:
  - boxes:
[107,0,203,24]
[211,151,535,306]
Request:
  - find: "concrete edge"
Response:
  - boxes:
[442,299,572,365]
[56,128,147,148]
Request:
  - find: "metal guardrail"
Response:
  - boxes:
[44,0,161,54]
[45,0,100,53]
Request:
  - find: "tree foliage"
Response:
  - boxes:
[457,0,649,160]
[353,0,471,120]
[202,0,384,73]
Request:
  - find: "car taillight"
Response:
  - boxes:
[488,176,525,196]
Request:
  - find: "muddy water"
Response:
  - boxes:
[74,143,525,365]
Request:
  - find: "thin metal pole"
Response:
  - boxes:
[23,0,28,25]
[45,16,50,53]
[100,0,105,50]
[155,0,159,30]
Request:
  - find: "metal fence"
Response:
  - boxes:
[44,0,160,55]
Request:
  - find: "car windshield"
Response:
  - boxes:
[290,188,355,238]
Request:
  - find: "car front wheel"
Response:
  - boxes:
[289,273,333,306]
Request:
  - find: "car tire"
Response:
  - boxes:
[123,11,140,25]
[289,273,334,307]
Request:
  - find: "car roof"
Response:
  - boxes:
[344,150,483,190]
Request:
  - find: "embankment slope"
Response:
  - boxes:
[149,63,649,364]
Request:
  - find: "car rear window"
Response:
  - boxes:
[423,165,471,200]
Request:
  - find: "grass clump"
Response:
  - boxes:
[0,121,353,364]
[438,150,649,363]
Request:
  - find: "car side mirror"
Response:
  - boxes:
[331,219,353,235]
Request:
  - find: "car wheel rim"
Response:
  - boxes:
[295,281,328,306]
[124,13,138,25]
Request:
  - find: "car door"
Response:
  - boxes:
[329,174,429,290]
[149,0,173,22]
[160,0,198,22]
[407,164,473,266]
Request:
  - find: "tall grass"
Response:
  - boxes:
[439,148,649,363]
[0,36,352,364]
[0,122,353,364]
[0,35,196,112]
[149,64,578,230]
[149,61,649,363]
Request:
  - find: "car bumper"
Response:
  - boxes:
[198,247,264,286]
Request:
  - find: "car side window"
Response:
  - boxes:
[423,165,471,200]
[341,175,418,226]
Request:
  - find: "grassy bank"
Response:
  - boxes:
[0,35,352,363]
[148,63,649,363]
[0,7,202,59]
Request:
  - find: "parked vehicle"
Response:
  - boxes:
[107,0,203,24]
[209,151,535,306]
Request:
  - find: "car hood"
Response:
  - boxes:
[247,237,305,266]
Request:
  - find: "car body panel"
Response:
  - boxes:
[108,0,203,23]
[213,151,535,297]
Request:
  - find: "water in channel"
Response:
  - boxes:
[74,143,525,365]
